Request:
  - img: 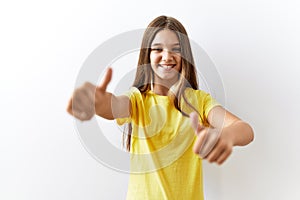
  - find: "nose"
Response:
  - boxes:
[162,49,173,61]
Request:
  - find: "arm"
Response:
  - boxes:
[191,106,254,165]
[207,106,254,146]
[66,68,131,120]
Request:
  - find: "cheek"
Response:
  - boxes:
[150,53,160,64]
[149,54,154,64]
[178,57,182,64]
[150,55,156,70]
[176,56,182,65]
[176,57,182,71]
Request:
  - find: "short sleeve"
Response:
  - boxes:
[115,87,140,125]
[202,92,221,119]
[180,88,221,126]
[196,90,221,125]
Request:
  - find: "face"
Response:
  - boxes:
[150,29,182,86]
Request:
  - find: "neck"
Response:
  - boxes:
[152,75,178,96]
[152,85,169,96]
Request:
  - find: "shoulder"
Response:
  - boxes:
[125,87,155,104]
[184,87,211,98]
[184,87,220,108]
[124,87,142,99]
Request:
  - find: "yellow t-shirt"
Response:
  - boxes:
[117,87,220,200]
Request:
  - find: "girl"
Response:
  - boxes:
[67,16,254,200]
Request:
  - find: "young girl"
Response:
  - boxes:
[67,16,254,200]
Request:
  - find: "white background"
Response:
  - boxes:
[1,0,300,199]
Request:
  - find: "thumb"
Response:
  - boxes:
[189,112,205,135]
[97,67,112,91]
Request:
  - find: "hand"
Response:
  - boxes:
[190,112,233,165]
[66,68,112,121]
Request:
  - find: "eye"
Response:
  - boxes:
[172,48,181,53]
[151,48,163,52]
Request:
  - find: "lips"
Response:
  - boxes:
[158,64,176,70]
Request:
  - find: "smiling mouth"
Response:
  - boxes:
[158,64,176,70]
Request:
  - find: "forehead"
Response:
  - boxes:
[151,29,180,46]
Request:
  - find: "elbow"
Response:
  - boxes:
[246,122,255,144]
[235,120,255,146]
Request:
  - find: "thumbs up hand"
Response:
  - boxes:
[66,68,113,121]
[190,112,233,165]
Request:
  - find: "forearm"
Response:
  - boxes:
[222,120,254,146]
[95,92,130,120]
[95,92,114,119]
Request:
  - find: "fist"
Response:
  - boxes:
[190,112,233,165]
[66,68,113,121]
[67,82,97,121]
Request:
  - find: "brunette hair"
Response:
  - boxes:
[124,16,200,151]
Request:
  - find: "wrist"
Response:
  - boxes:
[221,120,254,147]
[220,127,236,146]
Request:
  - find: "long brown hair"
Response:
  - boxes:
[124,16,200,151]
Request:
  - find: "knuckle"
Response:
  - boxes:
[227,148,232,154]
[207,155,213,162]
[218,141,226,149]
[73,89,85,98]
[193,145,199,154]
[83,82,91,87]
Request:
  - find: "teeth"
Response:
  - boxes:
[160,65,173,70]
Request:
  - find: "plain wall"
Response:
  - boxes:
[1,0,299,199]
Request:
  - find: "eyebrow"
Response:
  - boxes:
[151,43,180,47]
